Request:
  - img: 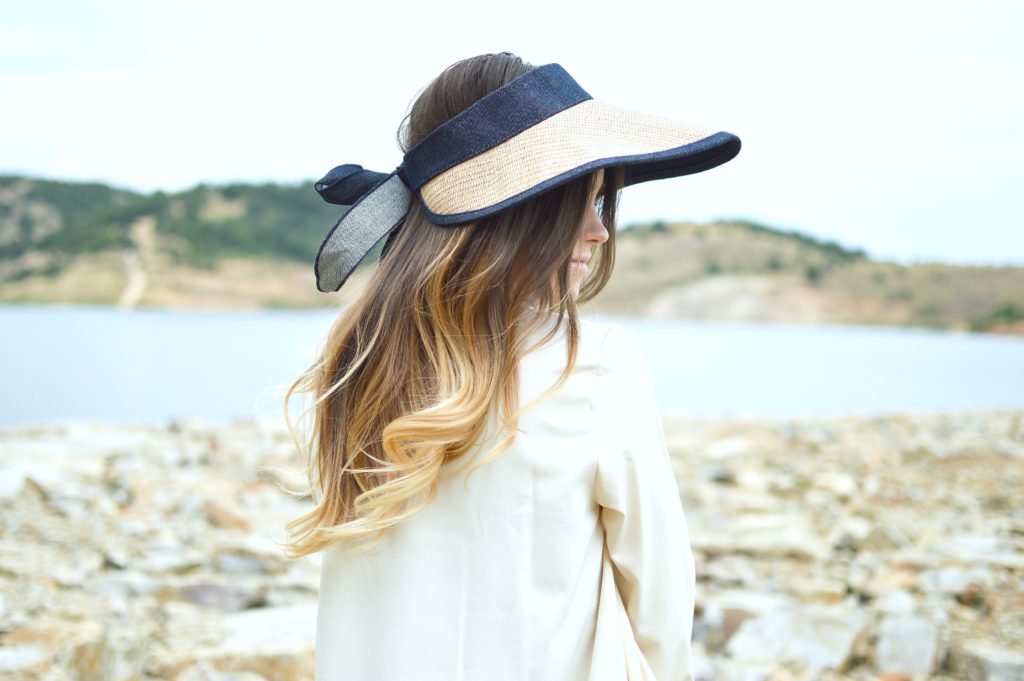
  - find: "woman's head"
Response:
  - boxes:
[281,52,624,558]
[386,52,623,312]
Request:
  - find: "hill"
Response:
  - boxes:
[1,175,1022,334]
[599,219,1024,334]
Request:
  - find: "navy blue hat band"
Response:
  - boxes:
[398,64,591,191]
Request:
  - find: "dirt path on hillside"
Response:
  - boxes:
[117,217,157,309]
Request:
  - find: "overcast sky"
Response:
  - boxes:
[2,0,1021,265]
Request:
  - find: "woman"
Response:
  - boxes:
[281,52,740,681]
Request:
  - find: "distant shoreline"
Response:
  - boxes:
[1,296,1021,338]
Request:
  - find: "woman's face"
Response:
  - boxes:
[566,168,609,301]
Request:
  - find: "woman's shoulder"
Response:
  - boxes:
[516,316,660,432]
[592,320,648,374]
[520,316,650,388]
[522,315,622,365]
[591,322,661,414]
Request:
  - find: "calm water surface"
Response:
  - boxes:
[1,304,1021,425]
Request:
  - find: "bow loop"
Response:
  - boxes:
[313,167,413,292]
[314,164,392,206]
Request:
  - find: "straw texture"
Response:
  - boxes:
[419,99,717,216]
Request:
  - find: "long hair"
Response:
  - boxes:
[280,52,625,558]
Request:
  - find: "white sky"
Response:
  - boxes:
[2,0,1022,265]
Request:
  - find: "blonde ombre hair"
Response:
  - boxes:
[280,52,625,558]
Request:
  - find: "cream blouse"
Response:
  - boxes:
[314,316,697,681]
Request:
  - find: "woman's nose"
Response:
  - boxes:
[586,208,609,244]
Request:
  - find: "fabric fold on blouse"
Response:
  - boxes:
[593,323,697,681]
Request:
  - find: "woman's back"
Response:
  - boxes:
[293,50,738,681]
[314,317,696,681]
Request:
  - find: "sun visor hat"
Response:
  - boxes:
[312,62,741,293]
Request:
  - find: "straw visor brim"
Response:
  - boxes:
[417,98,741,225]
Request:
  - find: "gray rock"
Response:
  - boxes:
[203,498,251,530]
[67,627,150,681]
[932,535,1024,569]
[831,515,873,551]
[705,436,752,460]
[213,535,289,575]
[818,472,857,501]
[875,614,941,675]
[88,571,164,599]
[175,581,267,612]
[950,640,1024,681]
[133,544,208,574]
[176,660,268,681]
[0,537,104,585]
[690,513,828,561]
[156,604,316,680]
[708,658,779,681]
[918,566,993,597]
[0,644,47,671]
[215,553,280,575]
[877,589,916,615]
[215,604,316,655]
[708,466,736,485]
[724,605,865,671]
[861,525,912,552]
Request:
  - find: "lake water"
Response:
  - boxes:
[1,304,1021,426]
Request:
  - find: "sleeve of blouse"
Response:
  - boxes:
[594,323,697,681]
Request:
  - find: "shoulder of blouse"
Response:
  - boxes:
[592,322,663,437]
[595,321,649,380]
[520,315,620,365]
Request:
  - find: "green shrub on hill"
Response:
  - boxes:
[0,175,343,268]
[0,176,141,257]
[730,218,868,262]
[155,182,342,266]
[970,301,1024,331]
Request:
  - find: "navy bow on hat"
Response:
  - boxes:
[314,164,393,206]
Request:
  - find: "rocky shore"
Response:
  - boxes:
[0,409,1021,680]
